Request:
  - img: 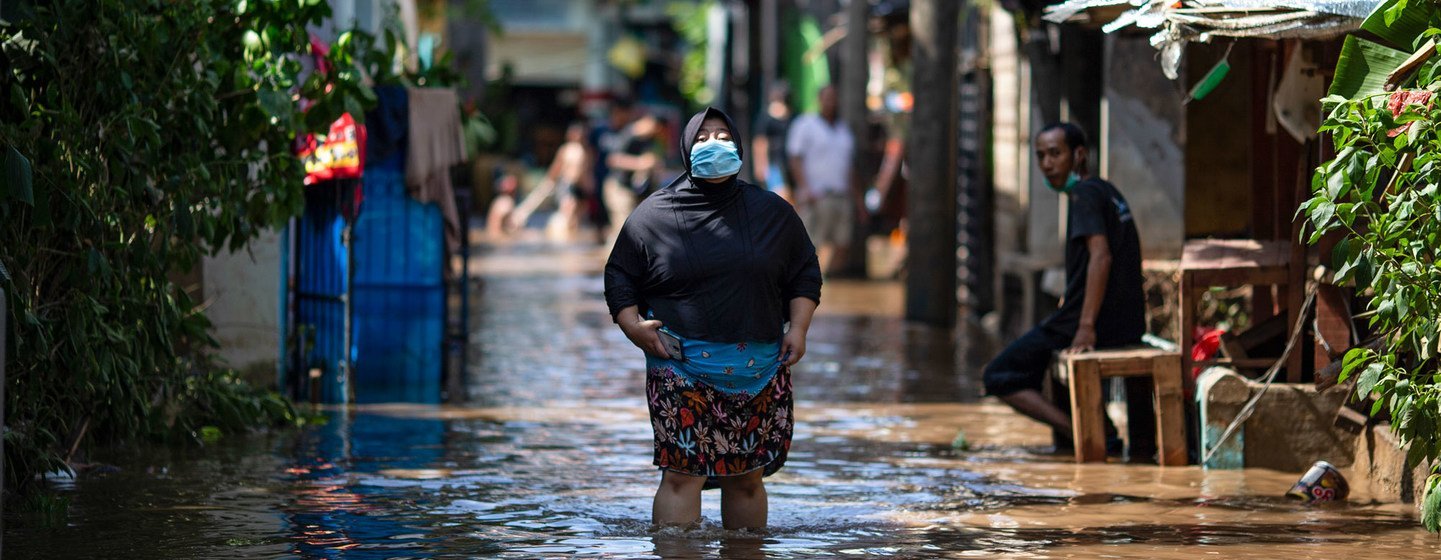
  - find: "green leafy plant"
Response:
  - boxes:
[1307,0,1441,531]
[0,1,398,488]
[668,0,717,106]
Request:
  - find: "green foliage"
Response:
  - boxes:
[1328,36,1412,100]
[0,1,389,488]
[1425,474,1441,533]
[16,490,72,527]
[668,0,717,107]
[1363,0,1439,50]
[1311,1,1441,532]
[1315,92,1441,522]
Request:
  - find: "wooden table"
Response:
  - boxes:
[1179,239,1300,385]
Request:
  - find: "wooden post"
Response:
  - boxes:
[1179,270,1196,393]
[1067,359,1107,462]
[906,0,960,327]
[2,287,7,552]
[840,0,870,278]
[1152,352,1187,466]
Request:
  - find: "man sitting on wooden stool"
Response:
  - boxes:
[982,123,1154,460]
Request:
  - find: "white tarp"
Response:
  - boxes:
[1044,0,1370,78]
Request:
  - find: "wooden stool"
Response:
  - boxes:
[1056,348,1187,465]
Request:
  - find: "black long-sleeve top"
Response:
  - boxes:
[604,107,822,343]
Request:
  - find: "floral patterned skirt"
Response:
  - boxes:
[646,363,793,481]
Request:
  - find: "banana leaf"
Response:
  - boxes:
[1362,0,1437,50]
[1329,35,1414,100]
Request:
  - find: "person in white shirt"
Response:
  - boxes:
[786,85,855,274]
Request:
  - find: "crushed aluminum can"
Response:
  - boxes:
[1286,460,1350,503]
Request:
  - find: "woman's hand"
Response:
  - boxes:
[617,306,671,358]
[780,297,818,367]
[779,327,807,367]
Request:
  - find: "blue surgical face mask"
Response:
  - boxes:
[689,138,742,179]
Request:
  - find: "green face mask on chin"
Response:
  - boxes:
[1049,172,1080,194]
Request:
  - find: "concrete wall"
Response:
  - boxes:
[1347,423,1432,505]
[1199,369,1357,473]
[1101,35,1186,260]
[202,229,282,387]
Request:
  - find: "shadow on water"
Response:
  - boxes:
[6,239,1440,559]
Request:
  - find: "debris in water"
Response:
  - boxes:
[951,431,971,451]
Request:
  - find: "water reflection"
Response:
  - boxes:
[5,238,1440,559]
[279,409,448,558]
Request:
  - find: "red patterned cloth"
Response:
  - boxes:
[645,364,792,481]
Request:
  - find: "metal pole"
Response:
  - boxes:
[342,182,354,404]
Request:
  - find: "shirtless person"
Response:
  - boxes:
[509,122,595,236]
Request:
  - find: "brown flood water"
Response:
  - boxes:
[5,235,1438,558]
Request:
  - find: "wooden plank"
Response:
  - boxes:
[1,287,6,549]
[1386,38,1436,89]
[1227,313,1287,355]
[1066,349,1181,378]
[1152,353,1188,466]
[1185,268,1290,286]
[1097,360,1165,377]
[1195,358,1281,369]
[1180,274,1197,396]
[1285,193,1307,382]
[1068,359,1107,463]
[1313,283,1353,370]
[1073,348,1172,359]
[1181,239,1292,270]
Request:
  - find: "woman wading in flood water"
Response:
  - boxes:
[604,107,822,531]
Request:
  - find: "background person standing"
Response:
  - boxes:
[753,82,794,204]
[603,113,661,249]
[590,98,637,244]
[786,85,855,275]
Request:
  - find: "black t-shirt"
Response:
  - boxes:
[1041,178,1146,345]
[589,125,618,188]
[757,113,790,168]
[608,131,655,195]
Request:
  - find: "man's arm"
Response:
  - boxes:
[754,135,771,177]
[789,155,809,202]
[608,151,657,172]
[786,120,812,205]
[1067,233,1111,353]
